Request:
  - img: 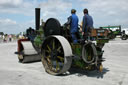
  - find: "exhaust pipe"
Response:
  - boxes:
[35,8,40,30]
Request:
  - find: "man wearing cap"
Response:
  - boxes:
[82,8,93,40]
[65,9,79,43]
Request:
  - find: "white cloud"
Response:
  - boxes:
[0,0,72,21]
[80,0,128,28]
[0,0,23,8]
[0,0,72,34]
[0,18,16,25]
[38,0,72,22]
[38,0,71,11]
[0,0,35,16]
[0,18,18,34]
[80,0,128,15]
[1,0,128,34]
[0,18,34,34]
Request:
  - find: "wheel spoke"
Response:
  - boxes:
[46,56,51,65]
[47,55,51,58]
[47,45,51,52]
[57,56,64,62]
[52,39,55,50]
[56,60,60,72]
[57,46,61,51]
[48,60,53,70]
[46,50,50,53]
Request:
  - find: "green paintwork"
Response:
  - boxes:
[34,35,42,47]
[34,27,44,48]
[101,25,122,39]
[71,43,82,57]
[96,39,109,43]
[101,25,121,29]
[113,30,120,35]
[73,60,85,68]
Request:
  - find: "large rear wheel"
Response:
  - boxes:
[41,36,72,75]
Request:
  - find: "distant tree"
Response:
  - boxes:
[0,32,4,35]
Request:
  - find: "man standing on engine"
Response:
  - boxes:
[65,9,79,43]
[82,8,93,40]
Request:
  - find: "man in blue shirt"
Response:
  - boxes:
[82,8,93,40]
[65,9,79,43]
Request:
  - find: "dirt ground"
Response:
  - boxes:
[0,38,128,85]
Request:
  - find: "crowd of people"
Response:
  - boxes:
[0,34,18,43]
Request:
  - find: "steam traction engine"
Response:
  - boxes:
[15,8,109,75]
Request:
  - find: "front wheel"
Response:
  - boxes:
[121,35,127,40]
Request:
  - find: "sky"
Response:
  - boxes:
[0,0,128,34]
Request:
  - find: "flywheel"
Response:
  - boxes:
[43,18,61,37]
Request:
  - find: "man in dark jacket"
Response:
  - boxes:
[65,9,79,43]
[82,8,93,40]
